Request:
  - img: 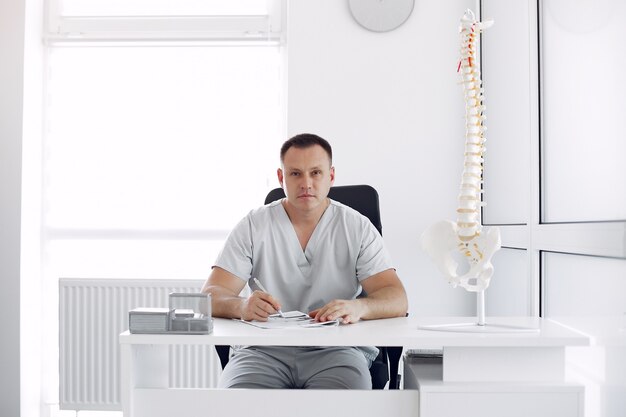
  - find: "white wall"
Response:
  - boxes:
[0,0,25,415]
[287,0,478,316]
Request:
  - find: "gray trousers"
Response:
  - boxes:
[218,346,373,389]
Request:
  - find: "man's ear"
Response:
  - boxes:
[277,168,284,187]
[330,166,335,185]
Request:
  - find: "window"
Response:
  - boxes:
[540,0,626,223]
[482,1,625,416]
[544,253,626,317]
[481,0,625,315]
[45,0,283,42]
[537,0,626,312]
[44,40,283,280]
[39,1,285,415]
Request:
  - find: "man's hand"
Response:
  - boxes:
[202,267,284,321]
[241,290,283,322]
[309,299,365,324]
[309,269,408,324]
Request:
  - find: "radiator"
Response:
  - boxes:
[59,278,221,411]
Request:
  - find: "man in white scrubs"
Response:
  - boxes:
[202,134,408,389]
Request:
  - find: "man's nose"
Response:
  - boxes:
[301,175,312,189]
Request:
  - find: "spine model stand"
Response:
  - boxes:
[421,10,500,294]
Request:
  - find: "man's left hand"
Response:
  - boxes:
[309,299,364,324]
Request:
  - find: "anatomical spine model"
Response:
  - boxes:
[421,10,500,293]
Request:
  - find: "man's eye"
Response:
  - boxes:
[312,171,321,176]
[290,172,300,176]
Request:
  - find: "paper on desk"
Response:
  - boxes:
[236,311,340,329]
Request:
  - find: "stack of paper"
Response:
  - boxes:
[129,307,170,333]
[237,311,341,329]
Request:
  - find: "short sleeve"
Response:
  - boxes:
[355,218,394,281]
[213,215,253,282]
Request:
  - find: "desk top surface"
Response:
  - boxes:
[120,316,589,348]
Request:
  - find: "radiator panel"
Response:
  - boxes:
[59,278,220,410]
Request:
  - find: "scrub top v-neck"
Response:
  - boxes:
[275,199,333,274]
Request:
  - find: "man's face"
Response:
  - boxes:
[278,144,335,214]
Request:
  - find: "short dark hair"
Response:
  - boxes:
[280,133,333,165]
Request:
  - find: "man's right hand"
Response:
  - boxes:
[202,267,285,321]
[240,290,282,321]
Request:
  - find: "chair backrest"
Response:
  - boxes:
[264,185,383,235]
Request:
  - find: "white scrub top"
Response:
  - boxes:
[213,198,394,313]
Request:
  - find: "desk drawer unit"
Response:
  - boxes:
[404,351,584,417]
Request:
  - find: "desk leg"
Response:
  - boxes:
[121,344,169,417]
[120,344,133,417]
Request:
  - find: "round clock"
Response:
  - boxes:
[348,0,415,33]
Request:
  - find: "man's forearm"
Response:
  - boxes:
[203,286,244,319]
[358,286,408,320]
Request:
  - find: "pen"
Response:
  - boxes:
[253,277,285,317]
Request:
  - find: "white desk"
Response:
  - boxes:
[120,316,589,417]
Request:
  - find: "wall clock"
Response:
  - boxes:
[348,0,415,33]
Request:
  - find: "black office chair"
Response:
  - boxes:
[215,185,403,389]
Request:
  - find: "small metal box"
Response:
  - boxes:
[168,292,212,334]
